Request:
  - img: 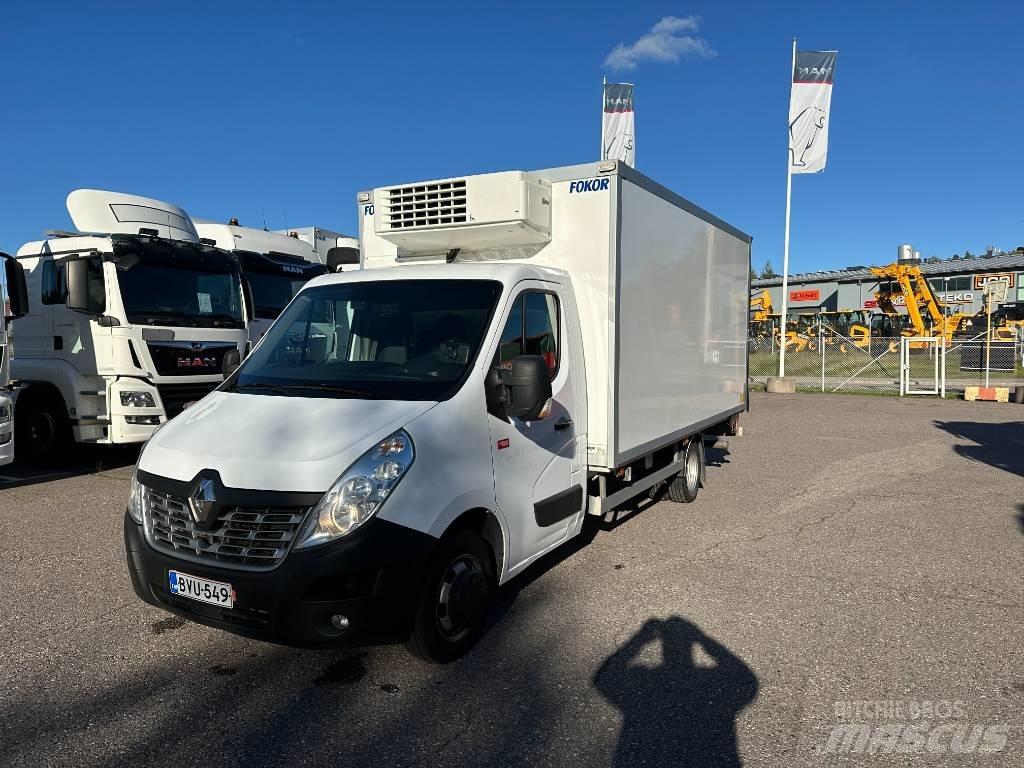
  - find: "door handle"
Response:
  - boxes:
[554,417,573,431]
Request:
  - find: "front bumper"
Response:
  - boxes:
[125,512,437,647]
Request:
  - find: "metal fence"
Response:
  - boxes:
[748,319,1024,396]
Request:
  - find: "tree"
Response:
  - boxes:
[750,265,757,282]
[963,250,974,259]
[759,261,778,279]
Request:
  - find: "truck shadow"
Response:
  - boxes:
[932,420,1024,479]
[0,444,140,490]
[594,616,759,768]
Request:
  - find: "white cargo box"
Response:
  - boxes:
[360,161,751,471]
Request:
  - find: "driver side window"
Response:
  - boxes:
[495,291,560,378]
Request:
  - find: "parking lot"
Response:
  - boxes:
[2,392,1022,767]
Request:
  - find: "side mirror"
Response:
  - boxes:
[2,254,28,319]
[326,246,359,272]
[503,356,552,421]
[222,348,241,377]
[66,259,98,314]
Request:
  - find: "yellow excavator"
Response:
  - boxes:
[869,260,1022,347]
[869,262,967,346]
[749,290,773,322]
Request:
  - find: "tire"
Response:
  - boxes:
[807,340,818,353]
[14,390,72,463]
[406,530,496,663]
[667,438,701,504]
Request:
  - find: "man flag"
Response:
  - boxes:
[602,83,635,167]
[788,51,836,173]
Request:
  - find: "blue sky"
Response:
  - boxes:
[1,1,1021,275]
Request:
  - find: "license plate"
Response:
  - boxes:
[168,570,234,608]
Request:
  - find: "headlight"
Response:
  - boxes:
[127,466,147,524]
[120,391,156,408]
[295,429,414,549]
[0,403,10,425]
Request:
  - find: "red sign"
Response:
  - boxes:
[789,289,820,303]
[863,299,878,308]
[497,438,510,450]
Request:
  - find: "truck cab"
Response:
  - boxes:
[12,190,247,460]
[193,220,328,345]
[125,162,749,662]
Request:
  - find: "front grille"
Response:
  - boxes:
[382,179,467,229]
[156,382,219,418]
[146,341,238,377]
[146,488,307,569]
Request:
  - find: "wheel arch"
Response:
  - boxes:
[439,508,507,582]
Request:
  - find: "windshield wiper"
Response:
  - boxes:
[230,382,294,396]
[139,313,199,327]
[284,383,382,398]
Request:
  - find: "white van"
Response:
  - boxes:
[125,162,750,662]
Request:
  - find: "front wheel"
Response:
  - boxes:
[15,392,72,463]
[667,438,701,504]
[407,530,496,663]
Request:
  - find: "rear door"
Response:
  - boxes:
[487,283,582,575]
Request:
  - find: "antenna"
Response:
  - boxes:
[262,207,268,231]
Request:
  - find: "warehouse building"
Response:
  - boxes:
[752,249,1024,317]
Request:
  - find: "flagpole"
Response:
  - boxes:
[779,37,797,379]
[601,75,607,159]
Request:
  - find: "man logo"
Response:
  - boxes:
[188,477,218,525]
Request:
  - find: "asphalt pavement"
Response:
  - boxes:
[2,393,1022,767]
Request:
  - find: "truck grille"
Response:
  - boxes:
[146,488,308,569]
[382,179,467,229]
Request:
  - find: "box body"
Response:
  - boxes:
[361,162,751,470]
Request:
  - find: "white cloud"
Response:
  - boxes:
[604,15,716,71]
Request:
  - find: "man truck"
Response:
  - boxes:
[12,190,247,460]
[125,161,751,662]
[0,253,29,465]
[193,219,329,345]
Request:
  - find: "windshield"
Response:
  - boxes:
[114,237,244,328]
[238,252,328,320]
[226,279,503,401]
[247,272,312,319]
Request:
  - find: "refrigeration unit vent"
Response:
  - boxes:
[372,171,551,253]
[382,180,468,229]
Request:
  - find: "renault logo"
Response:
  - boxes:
[188,477,218,525]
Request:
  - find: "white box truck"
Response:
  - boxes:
[125,161,750,662]
[12,190,248,461]
[193,219,328,345]
[0,253,29,465]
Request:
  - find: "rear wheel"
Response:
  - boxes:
[15,390,72,463]
[407,530,496,663]
[667,438,701,504]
